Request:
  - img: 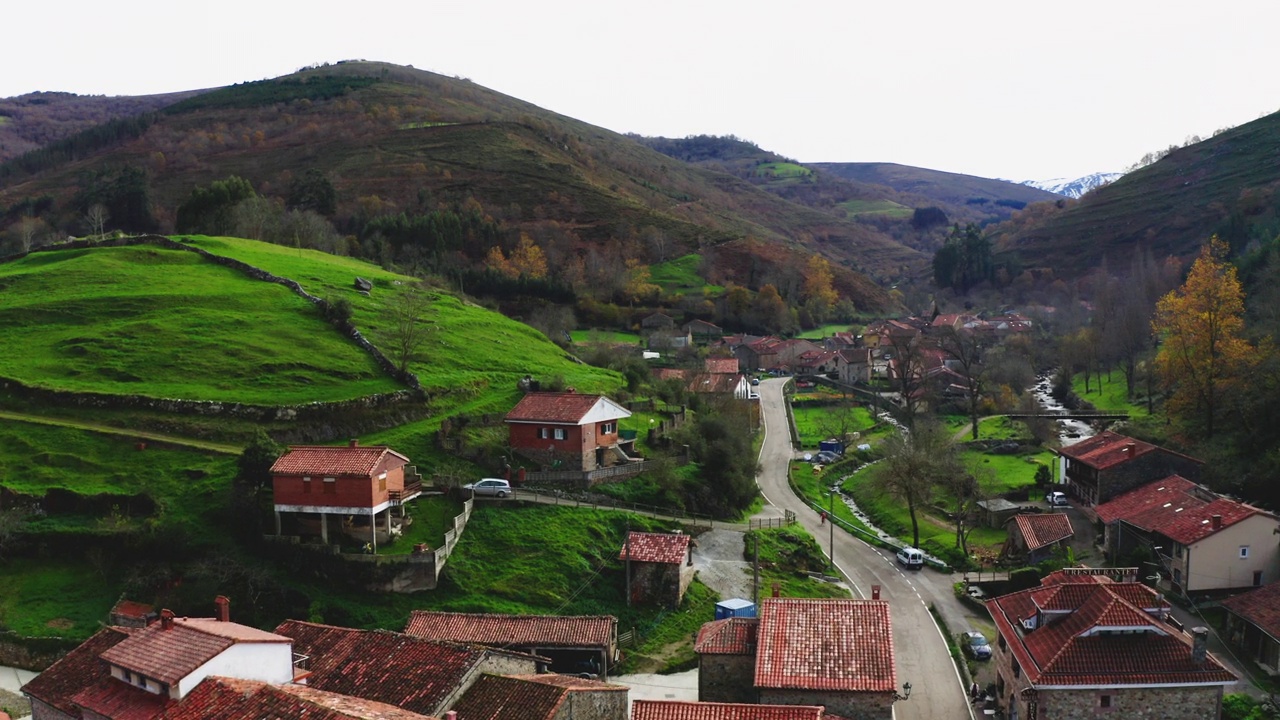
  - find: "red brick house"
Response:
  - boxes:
[269,441,421,551]
[505,392,634,472]
[619,531,695,608]
[404,611,619,679]
[1058,430,1203,507]
[1221,582,1280,675]
[449,673,628,720]
[1002,513,1074,563]
[695,598,897,719]
[985,576,1237,720]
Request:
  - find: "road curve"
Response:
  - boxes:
[753,377,974,720]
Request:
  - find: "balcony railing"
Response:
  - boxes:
[389,479,423,505]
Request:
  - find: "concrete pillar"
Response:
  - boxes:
[320,513,328,544]
[371,515,377,554]
[274,511,281,535]
[385,508,392,534]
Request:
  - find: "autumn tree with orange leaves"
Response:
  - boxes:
[1152,237,1255,438]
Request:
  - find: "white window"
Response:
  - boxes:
[538,427,549,439]
[601,422,616,434]
[1240,546,1251,559]
[554,428,567,440]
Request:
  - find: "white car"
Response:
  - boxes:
[1045,491,1068,507]
[896,547,924,570]
[464,478,512,498]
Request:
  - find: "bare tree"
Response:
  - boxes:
[941,468,985,557]
[885,333,928,429]
[936,325,987,440]
[875,422,960,548]
[380,283,433,374]
[85,204,109,240]
[15,216,47,252]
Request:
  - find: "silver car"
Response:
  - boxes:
[463,478,511,498]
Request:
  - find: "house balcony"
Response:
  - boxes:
[389,479,423,505]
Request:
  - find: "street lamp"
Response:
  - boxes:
[895,682,912,701]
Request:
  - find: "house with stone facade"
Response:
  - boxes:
[1057,431,1202,508]
[505,392,635,472]
[619,531,695,608]
[1220,582,1280,676]
[448,673,629,720]
[269,440,421,551]
[1002,513,1073,564]
[985,574,1237,720]
[1095,475,1280,594]
[633,699,832,719]
[694,598,897,720]
[403,610,619,679]
[684,319,724,343]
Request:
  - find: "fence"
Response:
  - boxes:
[748,511,796,530]
[523,461,649,487]
[516,488,726,529]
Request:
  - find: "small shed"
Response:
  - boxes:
[620,531,695,609]
[977,498,1021,528]
[715,598,757,620]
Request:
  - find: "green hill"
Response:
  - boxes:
[987,110,1280,277]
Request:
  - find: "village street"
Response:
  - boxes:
[753,377,975,720]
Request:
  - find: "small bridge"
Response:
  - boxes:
[1003,412,1129,421]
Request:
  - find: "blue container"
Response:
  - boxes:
[715,598,757,620]
[819,439,844,455]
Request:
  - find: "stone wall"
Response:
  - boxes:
[0,633,79,672]
[757,689,894,720]
[552,688,629,720]
[698,654,756,703]
[629,561,691,609]
[1031,685,1223,720]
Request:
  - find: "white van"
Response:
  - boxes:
[896,547,925,570]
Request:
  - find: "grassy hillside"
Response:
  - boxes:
[989,110,1280,277]
[0,243,401,403]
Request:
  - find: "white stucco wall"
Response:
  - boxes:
[1188,514,1280,592]
[174,641,294,698]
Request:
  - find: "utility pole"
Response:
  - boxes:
[752,533,760,607]
[624,521,632,607]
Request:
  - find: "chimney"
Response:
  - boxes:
[215,595,230,622]
[771,582,781,598]
[1124,442,1135,458]
[1191,627,1209,665]
[444,712,457,720]
[1212,514,1223,530]
[160,609,175,631]
[349,439,359,448]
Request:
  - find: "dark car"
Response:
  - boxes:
[961,631,992,660]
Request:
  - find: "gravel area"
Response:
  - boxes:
[691,528,754,602]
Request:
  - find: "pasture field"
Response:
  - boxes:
[0,244,401,403]
[755,162,812,179]
[838,199,913,218]
[649,254,724,295]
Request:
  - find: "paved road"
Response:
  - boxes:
[754,377,974,720]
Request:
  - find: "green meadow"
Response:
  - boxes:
[838,199,913,218]
[649,254,724,295]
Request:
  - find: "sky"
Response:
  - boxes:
[5,0,1279,181]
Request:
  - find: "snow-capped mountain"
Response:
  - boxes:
[1018,172,1124,198]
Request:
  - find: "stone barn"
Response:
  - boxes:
[619,531,695,609]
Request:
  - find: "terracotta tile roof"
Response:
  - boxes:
[619,532,690,565]
[275,620,500,715]
[1095,475,1267,544]
[754,598,895,693]
[1221,583,1280,641]
[403,611,616,648]
[985,582,1236,687]
[161,677,438,720]
[112,600,156,619]
[705,358,739,374]
[450,673,626,720]
[21,626,133,715]
[633,699,825,720]
[100,623,233,685]
[504,392,627,424]
[1013,513,1074,552]
[71,677,173,720]
[270,444,408,477]
[1057,431,1158,470]
[694,617,758,655]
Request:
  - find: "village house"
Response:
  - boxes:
[694,597,898,720]
[684,319,724,343]
[619,531,695,608]
[640,312,676,332]
[1002,513,1074,563]
[655,357,751,400]
[156,677,437,720]
[633,699,830,720]
[269,440,421,551]
[1057,430,1203,508]
[985,573,1237,720]
[794,349,840,376]
[647,327,694,351]
[403,610,619,679]
[861,319,921,348]
[1095,475,1280,593]
[822,331,858,351]
[504,392,636,472]
[447,673,629,720]
[1220,582,1280,675]
[836,347,872,386]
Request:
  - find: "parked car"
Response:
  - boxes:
[1045,490,1068,506]
[961,631,992,660]
[895,547,924,570]
[815,450,840,464]
[464,478,512,498]
[750,377,760,386]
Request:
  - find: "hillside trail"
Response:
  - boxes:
[0,409,240,454]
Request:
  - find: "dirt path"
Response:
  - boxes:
[0,410,241,454]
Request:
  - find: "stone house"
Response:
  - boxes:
[1096,475,1280,593]
[505,392,635,472]
[984,574,1236,720]
[449,673,629,720]
[633,699,829,719]
[1057,430,1203,508]
[694,598,898,720]
[1002,513,1073,563]
[619,531,695,608]
[641,312,676,331]
[404,610,619,679]
[684,319,724,342]
[836,347,872,386]
[1220,582,1280,675]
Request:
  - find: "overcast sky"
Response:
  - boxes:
[5,0,1278,181]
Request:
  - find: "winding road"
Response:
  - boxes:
[753,377,974,720]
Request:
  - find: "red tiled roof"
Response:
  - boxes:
[985,582,1236,687]
[705,358,739,374]
[694,618,758,655]
[754,598,895,693]
[1221,583,1280,641]
[275,620,502,715]
[161,677,437,720]
[112,600,156,619]
[1057,431,1158,470]
[633,699,825,720]
[270,445,408,477]
[1094,475,1263,544]
[451,673,626,720]
[620,532,690,565]
[98,618,290,685]
[504,392,626,424]
[1013,513,1074,552]
[404,611,615,648]
[21,626,133,716]
[72,677,173,720]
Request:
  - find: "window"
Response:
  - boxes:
[998,634,1007,650]
[1099,694,1112,708]
[601,422,616,435]
[1254,571,1264,586]
[379,477,386,492]
[1012,659,1020,678]
[1174,543,1183,558]
[323,477,336,495]
[538,427,549,440]
[554,428,566,440]
[1240,546,1251,559]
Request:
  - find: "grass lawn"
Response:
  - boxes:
[791,400,880,447]
[0,244,402,403]
[1071,370,1152,418]
[569,329,641,345]
[381,495,465,555]
[746,525,852,599]
[962,447,1053,495]
[795,324,854,339]
[649,254,724,295]
[755,162,812,179]
[789,460,877,536]
[0,559,121,640]
[837,199,913,218]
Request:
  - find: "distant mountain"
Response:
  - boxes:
[0,90,206,163]
[1018,172,1124,199]
[811,162,1061,217]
